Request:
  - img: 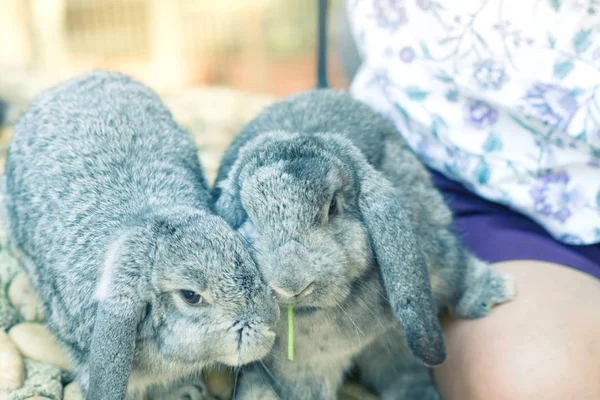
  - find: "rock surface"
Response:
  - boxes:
[62,383,82,400]
[0,330,24,391]
[0,359,62,400]
[0,296,19,333]
[0,251,22,331]
[8,323,73,372]
[8,274,44,322]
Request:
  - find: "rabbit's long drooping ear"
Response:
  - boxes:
[87,296,141,399]
[213,168,247,229]
[358,165,446,367]
[87,231,150,399]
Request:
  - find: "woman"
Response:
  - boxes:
[339,1,600,398]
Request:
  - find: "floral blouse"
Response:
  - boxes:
[347,0,600,245]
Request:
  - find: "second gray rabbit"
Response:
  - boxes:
[213,89,516,400]
[3,71,279,400]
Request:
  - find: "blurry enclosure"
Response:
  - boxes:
[0,0,347,95]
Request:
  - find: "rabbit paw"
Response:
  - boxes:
[454,265,517,319]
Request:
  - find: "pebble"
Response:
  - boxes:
[0,294,19,332]
[0,250,21,284]
[8,323,73,372]
[0,359,62,400]
[23,397,51,400]
[8,274,45,322]
[0,330,24,391]
[62,383,82,400]
[0,209,9,250]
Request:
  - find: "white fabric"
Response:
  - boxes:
[348,0,600,245]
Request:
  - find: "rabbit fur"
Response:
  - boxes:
[3,71,279,400]
[212,89,517,400]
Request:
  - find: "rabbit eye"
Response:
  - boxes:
[179,290,203,305]
[328,197,338,218]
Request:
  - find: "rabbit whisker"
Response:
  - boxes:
[259,360,284,391]
[353,278,390,304]
[346,291,394,354]
[232,347,243,400]
[257,361,283,400]
[232,365,240,400]
[334,300,364,349]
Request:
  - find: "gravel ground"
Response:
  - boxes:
[0,81,379,400]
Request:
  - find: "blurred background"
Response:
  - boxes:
[0,3,382,398]
[0,0,349,96]
[0,0,363,183]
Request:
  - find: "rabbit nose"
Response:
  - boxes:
[271,281,315,299]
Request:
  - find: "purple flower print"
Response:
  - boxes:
[373,0,408,30]
[465,99,499,129]
[523,83,578,129]
[369,70,395,96]
[473,60,509,90]
[529,171,581,223]
[399,47,416,62]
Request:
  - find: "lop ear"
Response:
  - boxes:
[358,167,446,367]
[87,296,141,399]
[212,174,247,229]
[87,233,149,399]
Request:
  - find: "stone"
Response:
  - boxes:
[8,273,45,322]
[0,359,62,400]
[0,293,19,332]
[0,250,22,284]
[0,227,22,345]
[0,200,10,250]
[196,149,223,186]
[24,397,51,400]
[8,323,73,372]
[62,383,82,400]
[0,252,21,331]
[0,330,24,390]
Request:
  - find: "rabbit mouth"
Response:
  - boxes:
[219,321,276,366]
[289,306,319,315]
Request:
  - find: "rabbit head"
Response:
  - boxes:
[4,70,280,400]
[88,208,279,397]
[215,131,445,367]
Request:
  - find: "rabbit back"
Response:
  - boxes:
[4,71,210,341]
[215,89,415,186]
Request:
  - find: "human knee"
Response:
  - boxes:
[453,339,600,400]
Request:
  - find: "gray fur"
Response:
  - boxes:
[213,89,516,399]
[3,71,279,400]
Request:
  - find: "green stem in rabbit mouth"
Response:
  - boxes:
[287,303,294,361]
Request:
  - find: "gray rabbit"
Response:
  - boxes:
[212,89,516,400]
[3,71,279,400]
